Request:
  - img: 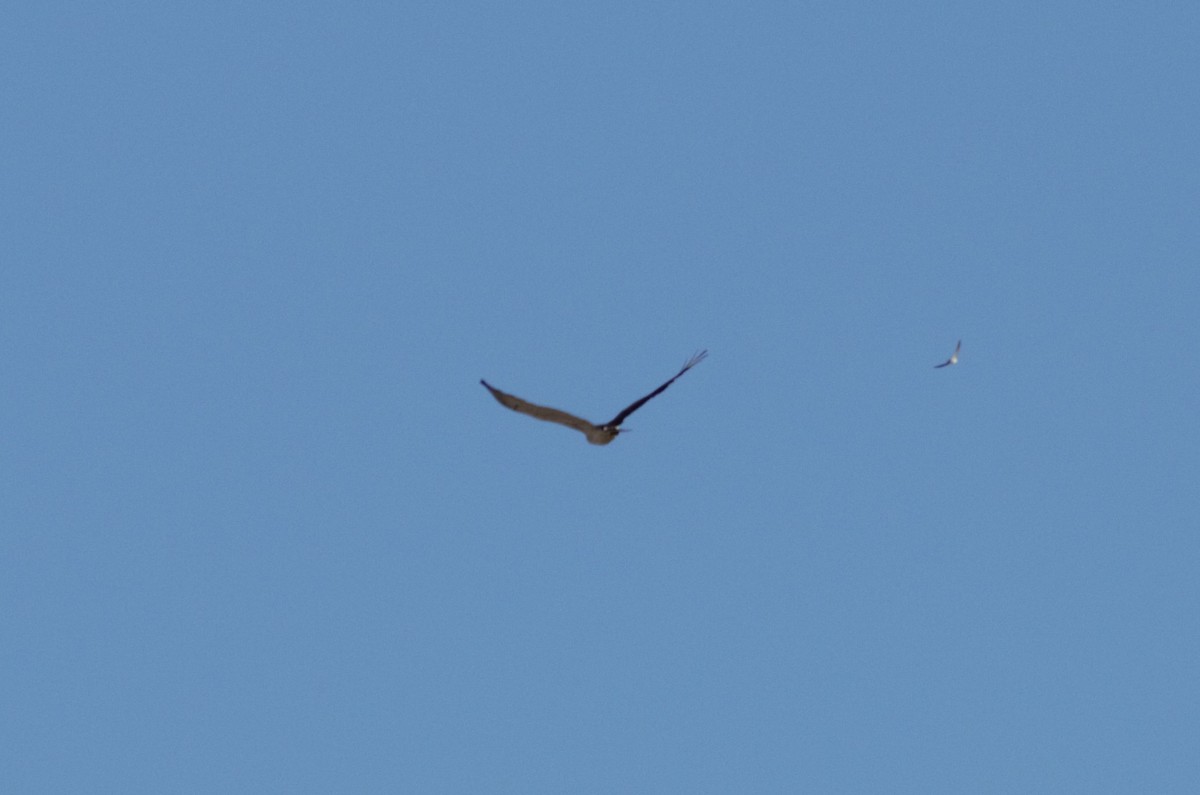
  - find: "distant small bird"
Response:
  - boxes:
[481,350,708,445]
[934,339,962,368]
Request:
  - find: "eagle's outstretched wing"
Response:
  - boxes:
[480,380,598,436]
[603,349,708,428]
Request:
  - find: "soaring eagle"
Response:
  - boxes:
[934,339,962,368]
[481,350,708,445]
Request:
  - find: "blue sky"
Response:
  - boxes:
[3,2,1198,791]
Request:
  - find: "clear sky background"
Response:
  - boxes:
[3,3,1198,792]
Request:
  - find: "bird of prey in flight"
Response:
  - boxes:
[481,350,708,445]
[934,340,962,368]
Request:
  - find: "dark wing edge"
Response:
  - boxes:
[480,380,597,435]
[603,349,708,428]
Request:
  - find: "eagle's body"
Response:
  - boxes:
[481,350,707,445]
